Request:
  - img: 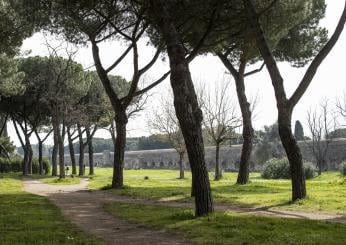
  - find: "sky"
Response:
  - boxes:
[8,0,346,147]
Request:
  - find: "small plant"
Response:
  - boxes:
[261,157,317,179]
[340,161,346,176]
[262,158,290,179]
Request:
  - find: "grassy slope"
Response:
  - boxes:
[106,202,346,245]
[90,169,346,213]
[0,173,105,245]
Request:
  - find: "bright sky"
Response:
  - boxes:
[8,0,346,147]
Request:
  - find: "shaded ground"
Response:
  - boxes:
[23,179,193,245]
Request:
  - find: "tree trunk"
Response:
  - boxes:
[86,127,94,176]
[38,141,43,175]
[27,140,33,175]
[149,0,213,216]
[23,137,29,176]
[236,75,254,184]
[67,127,77,175]
[77,125,85,176]
[58,123,65,179]
[178,152,185,179]
[52,121,58,176]
[112,112,127,188]
[278,111,306,201]
[214,143,221,181]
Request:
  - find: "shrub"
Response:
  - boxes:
[0,157,11,172]
[340,162,346,176]
[303,162,317,179]
[11,155,23,172]
[261,157,317,179]
[0,156,23,173]
[262,158,290,179]
[32,157,51,174]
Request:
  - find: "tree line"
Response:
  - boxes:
[0,0,345,217]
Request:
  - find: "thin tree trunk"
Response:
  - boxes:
[112,112,127,188]
[86,127,94,176]
[77,125,85,176]
[279,111,306,200]
[52,120,58,176]
[215,143,221,181]
[27,138,33,175]
[178,152,185,179]
[235,74,254,184]
[67,127,77,175]
[149,0,213,216]
[58,123,65,179]
[38,141,43,175]
[23,137,29,176]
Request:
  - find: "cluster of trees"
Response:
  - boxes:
[1,0,345,216]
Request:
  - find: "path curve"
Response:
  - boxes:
[23,179,193,245]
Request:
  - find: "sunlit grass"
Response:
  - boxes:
[0,173,105,245]
[105,202,346,245]
[90,168,346,213]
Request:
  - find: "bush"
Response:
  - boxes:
[11,155,23,172]
[262,158,290,179]
[261,157,317,180]
[32,157,51,174]
[303,162,317,179]
[0,155,50,174]
[340,162,346,176]
[0,157,11,172]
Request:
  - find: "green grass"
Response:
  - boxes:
[105,202,346,245]
[0,173,105,245]
[89,168,346,213]
[35,175,82,185]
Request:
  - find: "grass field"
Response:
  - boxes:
[89,168,346,213]
[0,173,104,245]
[105,202,346,245]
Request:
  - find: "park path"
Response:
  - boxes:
[23,179,193,245]
[23,179,346,245]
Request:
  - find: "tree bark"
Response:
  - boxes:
[278,111,306,200]
[235,75,254,184]
[217,54,254,185]
[178,151,185,179]
[52,120,58,176]
[77,125,85,176]
[23,136,30,176]
[112,111,127,188]
[38,140,43,175]
[214,143,221,181]
[149,0,213,216]
[86,127,94,176]
[58,123,65,179]
[27,137,33,175]
[67,127,77,175]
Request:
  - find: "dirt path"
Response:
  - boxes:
[23,179,346,245]
[23,179,193,245]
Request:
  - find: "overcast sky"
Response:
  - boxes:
[8,0,346,147]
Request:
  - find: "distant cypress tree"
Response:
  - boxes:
[294,120,304,141]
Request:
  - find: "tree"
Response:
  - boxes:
[43,0,169,187]
[306,100,334,175]
[198,80,241,180]
[216,0,328,185]
[146,0,224,216]
[148,93,186,179]
[294,121,305,141]
[244,0,346,200]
